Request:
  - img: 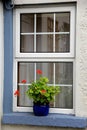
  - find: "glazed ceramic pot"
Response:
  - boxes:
[33,102,49,116]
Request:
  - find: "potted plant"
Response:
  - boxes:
[26,69,60,116]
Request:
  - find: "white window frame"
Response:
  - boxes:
[13,5,75,114]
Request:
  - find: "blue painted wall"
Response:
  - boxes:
[3,7,13,113]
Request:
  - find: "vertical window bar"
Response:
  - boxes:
[35,63,36,81]
[53,62,56,107]
[53,13,55,52]
[19,14,21,53]
[34,14,36,52]
[26,64,29,83]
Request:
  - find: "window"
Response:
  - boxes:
[13,5,75,114]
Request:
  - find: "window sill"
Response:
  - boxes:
[2,112,87,128]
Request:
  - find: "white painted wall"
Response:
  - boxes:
[0,1,4,130]
[75,0,87,117]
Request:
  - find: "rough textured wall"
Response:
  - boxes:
[75,0,87,117]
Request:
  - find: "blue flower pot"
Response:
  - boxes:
[33,102,49,116]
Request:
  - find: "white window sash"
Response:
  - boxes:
[14,5,75,58]
[13,58,75,114]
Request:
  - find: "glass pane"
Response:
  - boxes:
[20,14,34,33]
[18,85,33,107]
[54,62,73,108]
[17,62,34,107]
[36,63,53,84]
[55,13,70,32]
[18,62,34,83]
[20,35,34,52]
[55,34,70,52]
[36,34,53,52]
[55,86,73,108]
[55,62,73,84]
[36,13,54,32]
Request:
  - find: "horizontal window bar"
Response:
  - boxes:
[18,83,72,87]
[21,32,70,35]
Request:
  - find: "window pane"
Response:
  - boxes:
[55,62,73,84]
[18,62,34,84]
[55,86,73,108]
[54,62,73,109]
[18,85,33,107]
[36,13,54,32]
[20,35,34,52]
[36,63,53,84]
[20,14,34,33]
[55,34,70,52]
[36,34,53,52]
[17,62,34,107]
[55,13,70,32]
